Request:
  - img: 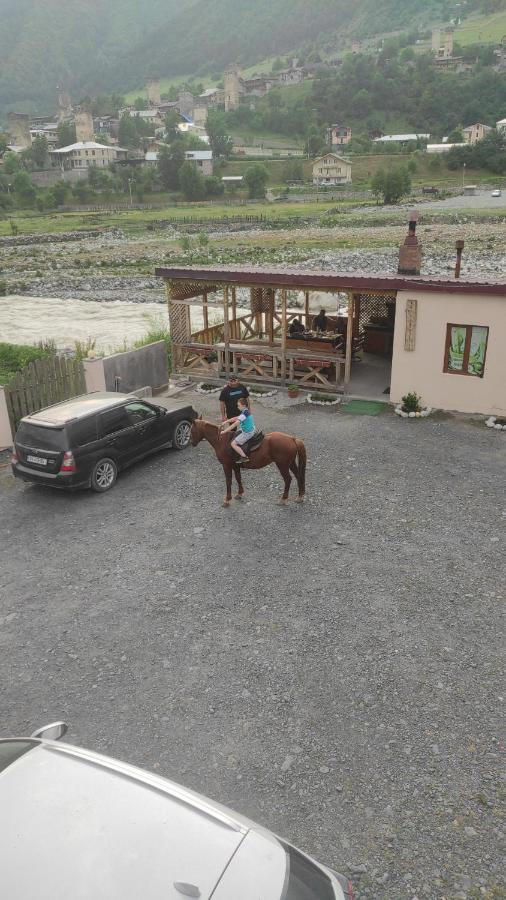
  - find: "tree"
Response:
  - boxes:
[3,152,22,174]
[12,171,36,205]
[158,141,186,190]
[204,175,224,197]
[448,127,464,143]
[372,166,411,204]
[305,128,325,158]
[50,181,70,207]
[164,110,181,142]
[243,164,269,199]
[206,110,233,159]
[178,161,206,200]
[118,113,140,149]
[28,135,49,169]
[56,121,76,148]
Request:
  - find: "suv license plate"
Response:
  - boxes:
[27,455,47,466]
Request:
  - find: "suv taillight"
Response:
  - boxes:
[11,449,18,465]
[59,451,76,473]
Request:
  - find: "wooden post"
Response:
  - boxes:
[231,286,237,321]
[281,288,287,384]
[223,285,230,374]
[203,291,209,333]
[304,290,310,328]
[344,291,354,385]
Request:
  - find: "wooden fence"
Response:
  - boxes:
[4,356,86,432]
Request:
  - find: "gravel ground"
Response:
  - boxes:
[0,394,504,899]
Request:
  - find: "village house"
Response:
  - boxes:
[312,152,352,185]
[277,65,305,85]
[496,117,506,135]
[185,149,213,176]
[326,124,352,147]
[463,123,493,145]
[29,124,59,148]
[50,141,128,171]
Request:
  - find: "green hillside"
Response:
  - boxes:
[0,0,449,116]
[1,0,504,118]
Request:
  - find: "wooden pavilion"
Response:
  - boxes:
[154,265,506,397]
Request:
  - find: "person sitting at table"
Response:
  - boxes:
[313,309,330,332]
[289,317,305,336]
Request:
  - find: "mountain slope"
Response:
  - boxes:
[0,0,496,116]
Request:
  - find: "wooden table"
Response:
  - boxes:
[215,342,282,381]
[286,348,345,388]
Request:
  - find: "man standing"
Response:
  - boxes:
[219,375,250,422]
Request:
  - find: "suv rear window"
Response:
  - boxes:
[0,740,36,773]
[68,417,98,446]
[16,422,67,450]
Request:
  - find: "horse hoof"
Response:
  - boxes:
[295,495,305,504]
[234,493,244,500]
[277,498,288,506]
[223,501,231,508]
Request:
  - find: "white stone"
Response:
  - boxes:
[409,412,416,418]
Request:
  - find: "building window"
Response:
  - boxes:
[444,324,489,377]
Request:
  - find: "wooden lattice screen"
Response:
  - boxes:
[168,303,191,344]
[355,292,397,335]
[250,287,275,313]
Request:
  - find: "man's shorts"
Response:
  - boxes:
[234,429,255,447]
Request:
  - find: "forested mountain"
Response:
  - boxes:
[0,0,503,117]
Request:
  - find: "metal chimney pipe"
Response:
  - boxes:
[455,239,464,278]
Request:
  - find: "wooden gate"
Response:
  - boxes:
[4,356,86,432]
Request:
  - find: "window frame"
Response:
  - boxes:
[443,323,489,378]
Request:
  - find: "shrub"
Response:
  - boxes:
[401,391,422,412]
[0,341,54,384]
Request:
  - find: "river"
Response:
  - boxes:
[0,295,174,351]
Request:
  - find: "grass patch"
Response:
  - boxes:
[341,400,389,416]
[133,315,172,372]
[455,10,506,45]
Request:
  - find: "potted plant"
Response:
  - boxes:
[287,383,300,399]
[395,391,432,418]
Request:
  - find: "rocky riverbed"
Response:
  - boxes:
[1,218,504,307]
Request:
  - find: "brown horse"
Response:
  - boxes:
[190,418,307,507]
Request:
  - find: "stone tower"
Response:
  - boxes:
[178,91,194,119]
[224,66,241,111]
[7,113,31,148]
[431,28,441,53]
[74,106,94,143]
[147,80,161,106]
[443,28,454,58]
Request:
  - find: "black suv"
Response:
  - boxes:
[11,392,197,492]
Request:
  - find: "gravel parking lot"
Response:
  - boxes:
[0,393,504,899]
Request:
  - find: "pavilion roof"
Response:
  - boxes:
[155,265,506,297]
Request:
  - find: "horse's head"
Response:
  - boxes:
[190,415,203,446]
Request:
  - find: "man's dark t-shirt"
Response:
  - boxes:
[220,383,250,417]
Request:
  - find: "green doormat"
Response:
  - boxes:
[341,400,388,416]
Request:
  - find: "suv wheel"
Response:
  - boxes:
[91,457,118,492]
[172,419,192,450]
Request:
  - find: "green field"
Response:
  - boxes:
[455,10,506,45]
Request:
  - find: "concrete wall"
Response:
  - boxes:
[83,358,106,393]
[391,290,506,415]
[102,341,168,393]
[0,387,13,450]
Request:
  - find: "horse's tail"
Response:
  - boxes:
[295,438,306,495]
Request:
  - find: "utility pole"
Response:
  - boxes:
[462,162,466,192]
[128,178,133,207]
